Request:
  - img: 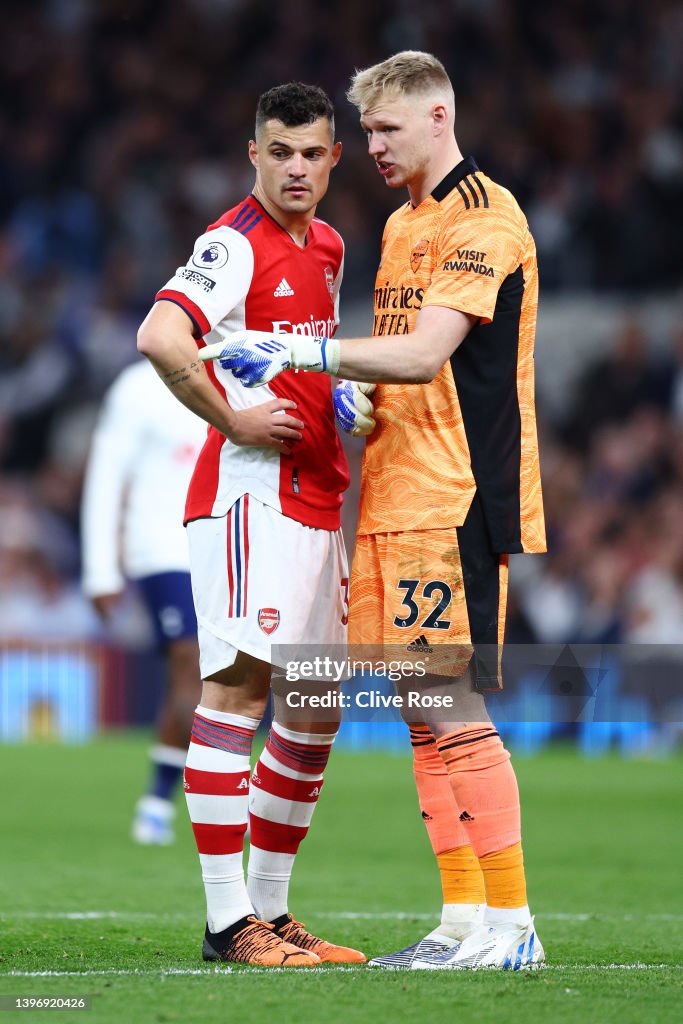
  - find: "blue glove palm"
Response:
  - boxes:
[334,379,376,436]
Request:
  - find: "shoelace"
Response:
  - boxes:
[232,917,283,956]
[279,917,325,951]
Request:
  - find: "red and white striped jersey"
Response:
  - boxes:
[156,195,349,531]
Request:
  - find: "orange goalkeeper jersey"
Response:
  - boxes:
[357,156,546,554]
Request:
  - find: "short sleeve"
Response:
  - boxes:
[422,210,522,325]
[155,225,255,337]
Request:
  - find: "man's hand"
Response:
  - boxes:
[334,380,376,437]
[91,593,122,620]
[200,330,340,387]
[226,398,304,452]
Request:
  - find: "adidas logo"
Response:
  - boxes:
[237,777,249,790]
[459,810,475,822]
[274,278,295,297]
[421,810,433,821]
[407,634,433,653]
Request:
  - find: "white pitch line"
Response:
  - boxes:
[3,911,683,922]
[5,964,682,978]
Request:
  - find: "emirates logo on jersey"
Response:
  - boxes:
[324,265,335,297]
[410,238,430,273]
[258,608,280,635]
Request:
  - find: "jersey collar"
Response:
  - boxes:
[430,156,480,204]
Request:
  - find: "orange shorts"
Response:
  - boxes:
[349,493,508,687]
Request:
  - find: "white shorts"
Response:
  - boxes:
[187,496,348,678]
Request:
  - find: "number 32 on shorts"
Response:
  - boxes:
[393,578,453,631]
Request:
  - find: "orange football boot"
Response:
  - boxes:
[272,914,366,963]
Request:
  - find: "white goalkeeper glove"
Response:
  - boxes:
[334,379,376,436]
[199,330,340,387]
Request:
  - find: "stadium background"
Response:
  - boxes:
[0,2,681,1020]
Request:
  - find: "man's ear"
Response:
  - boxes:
[431,103,449,137]
[330,140,342,169]
[248,139,258,169]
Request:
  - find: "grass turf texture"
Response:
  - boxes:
[0,737,681,1024]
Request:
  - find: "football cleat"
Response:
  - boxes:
[368,928,462,969]
[131,795,175,845]
[413,919,544,971]
[202,916,320,966]
[271,914,366,963]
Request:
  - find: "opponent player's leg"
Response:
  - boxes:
[184,510,319,966]
[133,573,201,845]
[246,521,364,962]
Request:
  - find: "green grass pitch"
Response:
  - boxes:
[0,736,681,1023]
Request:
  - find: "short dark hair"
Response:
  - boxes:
[255,82,335,138]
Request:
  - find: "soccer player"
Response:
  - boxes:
[201,52,547,971]
[137,83,365,966]
[82,359,205,845]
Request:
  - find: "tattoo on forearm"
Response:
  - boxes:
[163,361,203,388]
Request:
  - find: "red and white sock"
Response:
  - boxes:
[247,722,336,921]
[184,705,259,934]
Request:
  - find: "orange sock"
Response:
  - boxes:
[478,842,527,908]
[437,846,486,905]
[436,724,527,910]
[410,726,485,905]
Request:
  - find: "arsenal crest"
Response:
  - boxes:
[410,238,430,273]
[324,265,335,297]
[258,608,280,635]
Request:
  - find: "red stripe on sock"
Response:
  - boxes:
[248,813,309,854]
[252,762,323,803]
[184,767,249,795]
[193,714,255,739]
[266,732,332,774]
[191,821,247,855]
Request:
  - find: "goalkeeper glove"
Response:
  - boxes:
[334,379,376,436]
[199,330,340,387]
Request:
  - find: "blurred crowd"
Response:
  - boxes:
[1,0,683,648]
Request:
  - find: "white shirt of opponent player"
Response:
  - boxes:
[81,360,206,595]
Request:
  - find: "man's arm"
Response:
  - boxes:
[137,300,304,450]
[81,369,140,609]
[199,305,477,387]
[334,306,477,383]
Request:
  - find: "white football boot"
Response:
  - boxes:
[131,795,175,845]
[369,905,484,969]
[368,927,462,969]
[412,918,544,971]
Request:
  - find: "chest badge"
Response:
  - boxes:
[410,238,430,273]
[324,266,335,297]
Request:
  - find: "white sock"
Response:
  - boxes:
[185,705,259,934]
[246,849,295,922]
[246,723,335,921]
[438,902,485,940]
[484,904,531,928]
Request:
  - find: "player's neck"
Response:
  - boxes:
[252,186,314,248]
[407,142,464,208]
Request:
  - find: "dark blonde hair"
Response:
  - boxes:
[347,51,454,113]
